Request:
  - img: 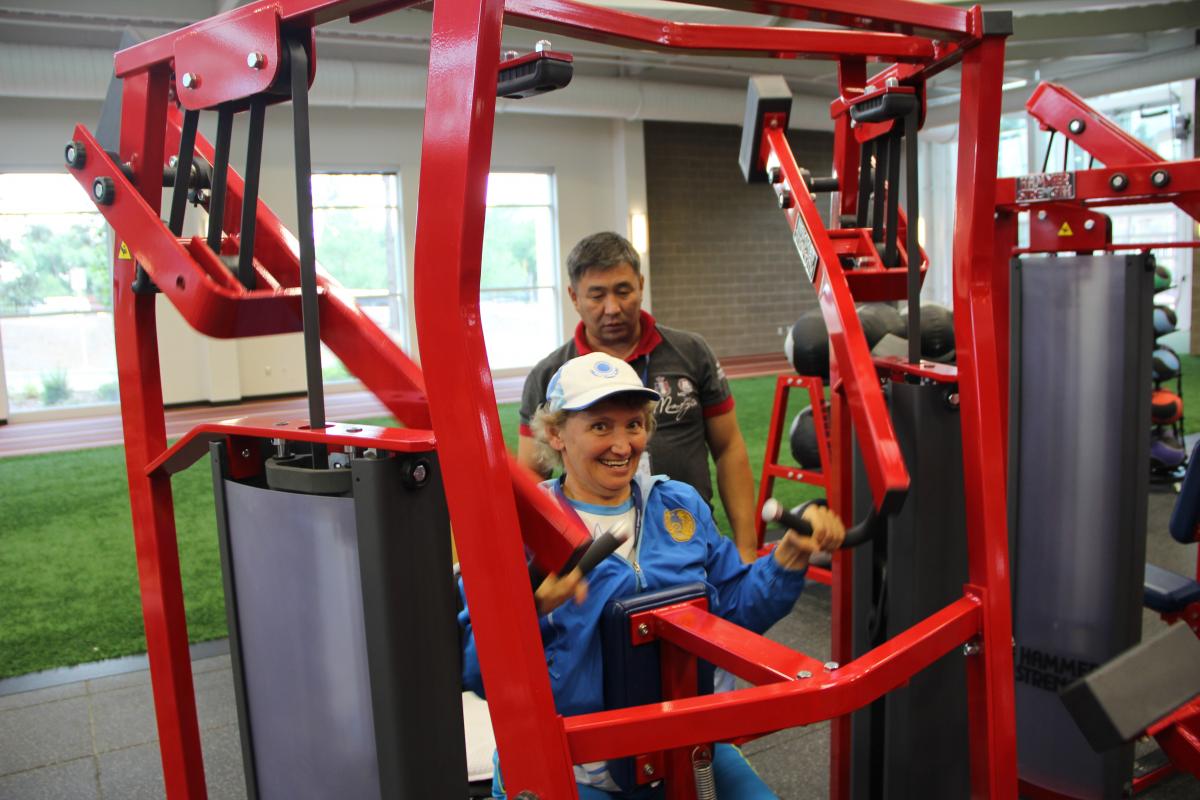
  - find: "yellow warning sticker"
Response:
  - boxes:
[118,241,133,259]
[1057,222,1074,237]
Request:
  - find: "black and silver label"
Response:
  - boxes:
[792,215,819,282]
[1015,171,1076,203]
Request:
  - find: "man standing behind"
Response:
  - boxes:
[517,232,760,563]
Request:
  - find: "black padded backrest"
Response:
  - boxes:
[600,582,715,792]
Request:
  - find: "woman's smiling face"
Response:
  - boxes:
[550,397,650,505]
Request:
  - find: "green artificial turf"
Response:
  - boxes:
[2,358,1197,678]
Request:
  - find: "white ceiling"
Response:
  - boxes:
[0,0,1196,126]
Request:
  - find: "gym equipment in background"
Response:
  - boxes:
[788,404,824,471]
[995,79,1200,798]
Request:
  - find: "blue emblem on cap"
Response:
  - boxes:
[591,360,618,378]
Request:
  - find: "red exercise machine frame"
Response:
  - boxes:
[68,1,1017,797]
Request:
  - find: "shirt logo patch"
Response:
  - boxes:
[663,508,696,542]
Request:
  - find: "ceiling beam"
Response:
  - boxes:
[1012,0,1200,41]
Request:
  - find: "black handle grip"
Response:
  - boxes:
[761,498,882,549]
[530,531,627,592]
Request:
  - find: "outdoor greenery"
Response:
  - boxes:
[0,221,111,315]
[1,363,1197,678]
[481,206,543,290]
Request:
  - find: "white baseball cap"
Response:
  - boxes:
[545,352,660,412]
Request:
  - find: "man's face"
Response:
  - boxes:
[569,262,644,351]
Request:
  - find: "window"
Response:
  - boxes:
[0,173,116,413]
[480,172,560,370]
[311,172,406,382]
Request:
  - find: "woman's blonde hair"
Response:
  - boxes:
[529,395,658,473]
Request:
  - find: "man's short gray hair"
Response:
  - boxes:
[567,232,641,287]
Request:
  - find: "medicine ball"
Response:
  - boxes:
[1153,306,1177,338]
[857,303,904,347]
[1152,345,1181,383]
[784,308,829,380]
[1155,265,1173,294]
[1151,389,1183,425]
[788,405,822,470]
[901,303,955,360]
[1150,427,1187,470]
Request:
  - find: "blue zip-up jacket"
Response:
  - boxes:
[459,473,809,717]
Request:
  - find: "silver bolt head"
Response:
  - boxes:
[168,155,178,168]
[240,448,251,458]
[823,661,839,671]
[777,190,793,210]
[534,39,552,53]
[947,392,960,407]
[1068,119,1085,134]
[180,72,199,89]
[503,50,520,61]
[247,51,265,69]
[796,670,813,679]
[885,77,899,88]
[637,622,650,636]
[963,641,981,656]
[412,463,428,483]
[768,166,783,185]
[1083,219,1095,230]
[642,763,655,776]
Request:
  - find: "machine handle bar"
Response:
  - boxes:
[761,498,882,549]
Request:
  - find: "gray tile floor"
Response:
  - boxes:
[1,489,1197,799]
[0,654,246,800]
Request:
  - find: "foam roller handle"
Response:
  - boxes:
[576,531,626,575]
[762,497,882,549]
[761,498,813,536]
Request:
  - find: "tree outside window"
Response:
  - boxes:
[480,172,560,370]
[0,174,116,412]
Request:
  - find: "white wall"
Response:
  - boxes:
[0,96,643,406]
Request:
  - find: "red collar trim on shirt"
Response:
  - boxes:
[573,311,662,361]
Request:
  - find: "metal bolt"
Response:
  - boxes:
[637,623,650,636]
[1110,172,1128,191]
[534,39,551,53]
[963,641,981,657]
[502,49,520,61]
[1150,169,1170,188]
[796,670,812,679]
[271,438,287,458]
[240,448,251,458]
[823,661,839,671]
[1036,209,1047,220]
[168,155,178,168]
[885,77,899,88]
[180,72,200,89]
[92,176,115,205]
[1083,219,1095,231]
[946,391,960,408]
[246,51,265,69]
[642,763,655,777]
[65,140,86,169]
[1068,118,1086,135]
[411,463,428,483]
[777,190,793,210]
[345,426,362,433]
[768,166,783,184]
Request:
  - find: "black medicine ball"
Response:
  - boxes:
[788,405,822,470]
[784,308,829,380]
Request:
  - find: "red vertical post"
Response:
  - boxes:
[834,59,866,221]
[412,1,577,797]
[827,384,855,800]
[116,69,208,798]
[753,376,791,546]
[951,29,1018,799]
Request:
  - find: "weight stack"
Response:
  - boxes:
[1010,254,1153,799]
[210,441,468,799]
[850,379,970,800]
